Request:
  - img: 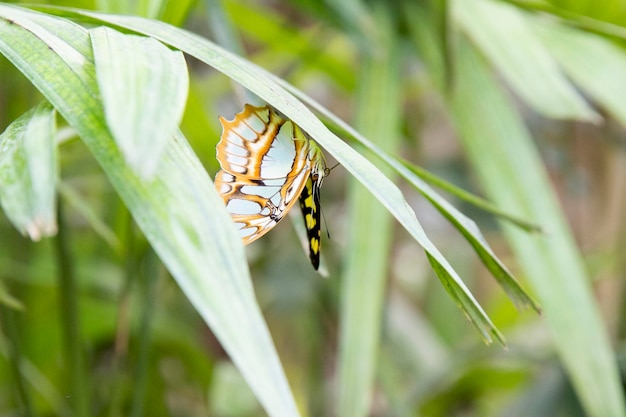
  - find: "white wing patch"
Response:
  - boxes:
[214,104,320,245]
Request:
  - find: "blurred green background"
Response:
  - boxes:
[1,0,625,416]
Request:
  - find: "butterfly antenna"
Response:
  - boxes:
[319,162,339,238]
[325,162,340,176]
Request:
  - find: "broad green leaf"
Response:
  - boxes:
[454,0,599,122]
[0,5,300,417]
[338,7,401,417]
[64,8,504,344]
[535,19,626,128]
[90,26,188,179]
[449,35,626,417]
[0,101,57,240]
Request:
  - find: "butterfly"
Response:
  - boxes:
[214,104,327,270]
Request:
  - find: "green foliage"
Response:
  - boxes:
[0,1,624,417]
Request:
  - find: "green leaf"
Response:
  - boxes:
[90,26,188,179]
[0,5,300,417]
[61,7,504,344]
[454,0,599,122]
[0,101,57,240]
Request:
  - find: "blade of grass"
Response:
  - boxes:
[0,5,300,417]
[338,6,401,417]
[62,6,504,343]
[0,102,57,240]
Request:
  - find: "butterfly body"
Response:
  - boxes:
[214,104,326,269]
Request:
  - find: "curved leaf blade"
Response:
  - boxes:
[0,101,57,240]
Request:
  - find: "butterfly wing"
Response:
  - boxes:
[215,104,312,244]
[215,168,310,244]
[298,174,322,270]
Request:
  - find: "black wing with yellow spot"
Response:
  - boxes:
[298,174,322,270]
